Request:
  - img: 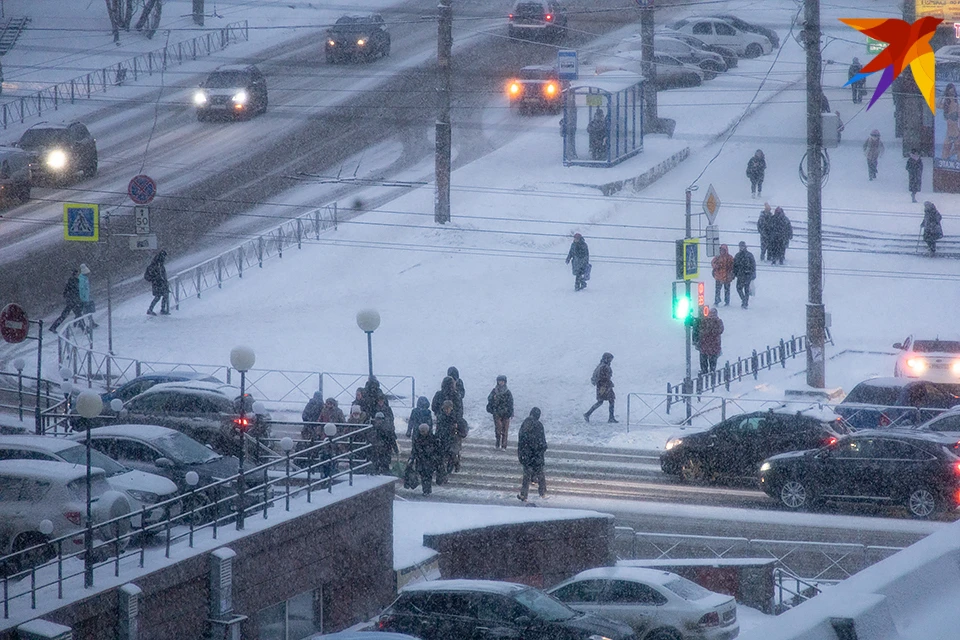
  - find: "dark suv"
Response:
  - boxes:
[834,377,960,430]
[507,65,563,115]
[508,1,568,41]
[378,580,636,640]
[660,409,848,483]
[16,122,98,184]
[326,14,391,63]
[194,65,268,121]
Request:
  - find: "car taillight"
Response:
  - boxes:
[954,461,960,474]
[545,13,553,21]
[955,489,960,505]
[508,13,514,20]
[824,436,837,446]
[544,82,557,96]
[879,413,891,427]
[378,616,395,630]
[952,360,960,375]
[698,611,720,627]
[64,511,82,526]
[233,417,251,432]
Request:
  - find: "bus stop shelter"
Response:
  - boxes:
[561,71,644,167]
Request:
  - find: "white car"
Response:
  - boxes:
[893,335,960,382]
[0,460,132,572]
[912,406,960,436]
[0,435,180,526]
[547,566,739,640]
[667,17,772,58]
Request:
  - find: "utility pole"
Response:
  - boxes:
[805,0,826,388]
[684,188,693,422]
[435,0,453,225]
[640,6,658,131]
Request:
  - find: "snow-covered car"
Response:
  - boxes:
[507,0,568,41]
[506,65,563,114]
[834,377,960,430]
[194,65,268,121]
[596,52,704,90]
[893,335,960,382]
[910,406,960,437]
[661,32,739,69]
[548,566,738,640]
[0,435,179,526]
[0,145,32,204]
[667,18,772,58]
[705,15,779,49]
[14,122,97,184]
[619,34,726,78]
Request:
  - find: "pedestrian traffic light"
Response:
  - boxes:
[672,281,693,321]
[697,282,705,309]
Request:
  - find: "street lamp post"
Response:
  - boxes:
[230,346,256,530]
[13,358,25,421]
[75,389,103,589]
[355,309,381,379]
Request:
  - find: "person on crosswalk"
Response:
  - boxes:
[584,352,617,423]
[517,407,547,502]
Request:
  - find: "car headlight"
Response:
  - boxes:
[759,462,771,472]
[952,360,960,375]
[126,489,160,504]
[193,91,207,105]
[587,635,613,640]
[327,39,335,46]
[232,90,248,105]
[46,149,67,170]
[356,38,366,46]
[665,437,683,451]
[906,357,927,373]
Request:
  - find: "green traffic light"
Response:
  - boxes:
[673,295,692,321]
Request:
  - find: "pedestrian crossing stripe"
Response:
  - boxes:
[63,203,99,242]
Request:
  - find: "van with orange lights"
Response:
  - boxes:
[506,65,564,115]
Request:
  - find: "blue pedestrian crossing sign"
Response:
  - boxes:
[63,203,99,242]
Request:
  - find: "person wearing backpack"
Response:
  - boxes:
[486,375,514,450]
[584,352,617,423]
[144,249,170,315]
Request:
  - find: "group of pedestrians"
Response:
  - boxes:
[756,203,793,265]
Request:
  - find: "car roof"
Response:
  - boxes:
[0,459,103,481]
[846,428,960,446]
[401,579,531,595]
[0,435,82,453]
[851,377,915,389]
[566,566,678,585]
[136,380,239,397]
[131,371,221,381]
[79,424,183,442]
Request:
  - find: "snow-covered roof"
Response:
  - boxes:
[137,380,239,398]
[0,459,102,481]
[570,70,644,93]
[0,435,79,453]
[79,424,182,442]
[401,579,529,595]
[564,566,680,586]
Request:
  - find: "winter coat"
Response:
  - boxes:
[435,410,461,454]
[711,245,734,284]
[566,238,590,276]
[369,415,399,465]
[373,403,395,431]
[922,203,944,242]
[78,274,91,304]
[347,406,369,426]
[757,209,773,240]
[361,378,385,416]
[410,428,440,476]
[302,392,324,423]
[593,354,615,402]
[447,367,466,399]
[848,60,862,81]
[746,154,766,181]
[486,384,514,419]
[698,314,724,356]
[517,408,547,470]
[432,377,463,421]
[907,156,923,193]
[62,273,81,306]
[318,401,346,425]
[770,210,793,244]
[733,248,757,282]
[407,397,433,438]
[144,255,168,296]
[863,136,885,162]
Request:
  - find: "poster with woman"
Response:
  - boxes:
[934,62,960,191]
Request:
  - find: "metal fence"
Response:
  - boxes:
[170,203,338,310]
[0,21,249,129]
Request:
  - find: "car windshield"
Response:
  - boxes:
[519,68,557,81]
[18,129,68,147]
[154,431,221,464]
[670,19,688,29]
[333,17,376,31]
[57,444,128,477]
[912,340,960,353]
[843,384,901,405]
[514,588,577,621]
[205,72,250,88]
[664,576,714,600]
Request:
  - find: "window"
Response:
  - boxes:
[692,22,712,35]
[477,594,522,622]
[0,477,24,501]
[551,580,605,603]
[127,393,168,412]
[112,440,161,463]
[0,448,54,461]
[604,580,668,605]
[926,414,960,432]
[844,384,901,406]
[715,22,736,36]
[871,439,933,461]
[257,589,321,640]
[19,480,51,502]
[425,593,476,618]
[833,438,865,459]
[514,588,575,621]
[664,576,713,601]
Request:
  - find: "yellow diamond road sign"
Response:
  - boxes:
[702,184,720,225]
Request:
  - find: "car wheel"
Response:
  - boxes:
[10,533,54,573]
[745,43,763,58]
[907,487,940,519]
[701,60,724,76]
[86,157,98,178]
[779,479,811,510]
[17,181,30,202]
[197,110,207,122]
[678,456,708,483]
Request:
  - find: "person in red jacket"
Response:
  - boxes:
[711,244,734,307]
[697,308,724,374]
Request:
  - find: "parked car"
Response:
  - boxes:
[834,377,960,430]
[0,435,179,526]
[759,429,960,518]
[14,122,97,184]
[911,407,960,437]
[667,18,772,58]
[0,146,32,204]
[377,579,637,640]
[325,14,391,63]
[0,460,131,574]
[705,15,779,49]
[661,32,739,69]
[596,53,704,90]
[893,335,960,382]
[194,65,268,121]
[508,0,568,41]
[507,65,563,114]
[310,634,420,640]
[660,408,848,483]
[618,34,726,78]
[77,381,269,458]
[548,566,738,640]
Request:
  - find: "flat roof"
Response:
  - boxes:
[570,70,644,93]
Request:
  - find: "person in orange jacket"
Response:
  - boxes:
[711,244,735,306]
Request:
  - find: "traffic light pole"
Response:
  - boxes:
[684,189,693,423]
[805,0,826,388]
[435,0,453,225]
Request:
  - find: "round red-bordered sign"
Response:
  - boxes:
[128,174,157,205]
[0,303,29,344]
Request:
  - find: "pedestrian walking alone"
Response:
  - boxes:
[757,203,773,261]
[863,130,885,181]
[77,264,98,328]
[746,149,766,198]
[711,244,734,307]
[144,249,170,315]
[406,396,433,438]
[697,308,724,374]
[906,150,923,203]
[486,375,515,450]
[565,233,590,291]
[410,423,439,496]
[733,241,757,309]
[50,269,82,332]
[768,206,793,265]
[584,352,617,423]
[921,201,944,255]
[517,407,547,502]
[848,58,865,104]
[588,108,608,161]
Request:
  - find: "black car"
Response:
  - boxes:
[664,32,739,69]
[660,409,848,483]
[326,14,391,63]
[834,377,960,430]
[194,65,268,121]
[15,122,98,184]
[377,580,636,640]
[508,0,568,41]
[707,15,779,49]
[101,371,223,406]
[759,430,960,518]
[506,65,563,115]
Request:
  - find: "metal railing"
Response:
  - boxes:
[170,203,338,310]
[0,426,373,620]
[0,21,249,129]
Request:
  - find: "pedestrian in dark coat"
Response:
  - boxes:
[697,308,724,374]
[373,396,395,432]
[410,423,439,495]
[906,150,923,203]
[711,244,734,306]
[432,376,463,421]
[848,58,865,104]
[144,249,170,315]
[318,398,345,424]
[588,108,608,160]
[486,375,515,450]
[768,206,793,265]
[820,90,831,113]
[446,366,465,399]
[517,407,547,501]
[921,201,944,255]
[757,203,773,261]
[565,233,590,291]
[863,130,885,180]
[733,241,757,309]
[435,401,460,483]
[406,396,433,438]
[301,391,324,423]
[584,352,617,423]
[361,377,384,417]
[746,149,766,198]
[50,269,83,332]
[370,411,399,475]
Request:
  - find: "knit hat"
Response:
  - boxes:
[79,264,90,275]
[496,375,507,383]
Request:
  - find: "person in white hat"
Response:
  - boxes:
[77,264,98,329]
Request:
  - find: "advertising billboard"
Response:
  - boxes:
[933,62,960,191]
[916,0,960,22]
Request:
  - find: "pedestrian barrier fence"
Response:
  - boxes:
[170,203,338,310]
[0,426,372,620]
[0,21,249,129]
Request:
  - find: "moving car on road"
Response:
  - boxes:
[508,0,568,41]
[667,18,772,58]
[194,65,268,121]
[325,14,391,63]
[834,377,960,430]
[893,335,960,382]
[15,122,97,184]
[759,429,960,518]
[0,146,32,204]
[506,65,563,114]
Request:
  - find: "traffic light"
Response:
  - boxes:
[672,281,693,321]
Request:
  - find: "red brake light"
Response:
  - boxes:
[879,413,891,427]
[508,13,514,19]
[955,462,960,475]
[64,511,82,526]
[545,13,553,21]
[955,489,960,505]
[233,417,250,432]
[698,611,720,627]
[825,436,837,447]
